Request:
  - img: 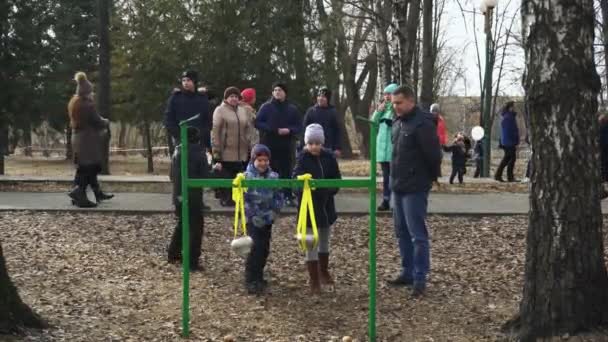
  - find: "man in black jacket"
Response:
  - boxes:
[255,82,302,206]
[164,70,212,151]
[387,85,441,297]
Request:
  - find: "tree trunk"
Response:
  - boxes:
[118,121,127,156]
[600,0,608,96]
[143,119,153,174]
[412,25,421,97]
[391,0,408,84]
[0,124,6,175]
[98,0,111,175]
[65,123,73,161]
[22,123,32,157]
[0,242,46,334]
[505,0,608,339]
[375,0,391,93]
[419,0,434,110]
[401,0,420,86]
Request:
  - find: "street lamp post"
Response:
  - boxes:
[480,0,496,177]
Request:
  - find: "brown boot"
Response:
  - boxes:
[306,261,321,294]
[318,253,334,285]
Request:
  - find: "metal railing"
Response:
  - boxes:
[178,115,379,341]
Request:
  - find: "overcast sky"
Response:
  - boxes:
[441,0,524,96]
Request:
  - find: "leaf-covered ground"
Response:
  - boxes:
[0,212,596,341]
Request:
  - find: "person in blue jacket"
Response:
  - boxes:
[301,87,341,157]
[495,101,520,182]
[255,82,302,206]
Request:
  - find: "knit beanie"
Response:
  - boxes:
[317,87,332,102]
[224,86,241,100]
[304,123,325,145]
[383,83,399,94]
[181,70,198,84]
[74,71,93,97]
[250,144,271,161]
[272,81,288,94]
[241,88,256,104]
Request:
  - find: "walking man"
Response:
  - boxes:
[387,85,442,297]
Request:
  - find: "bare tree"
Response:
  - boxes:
[419,0,433,109]
[504,0,608,339]
[98,0,112,174]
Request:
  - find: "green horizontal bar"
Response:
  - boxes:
[186,178,372,189]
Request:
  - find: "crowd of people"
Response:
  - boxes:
[65,69,529,298]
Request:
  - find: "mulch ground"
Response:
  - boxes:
[1,212,606,341]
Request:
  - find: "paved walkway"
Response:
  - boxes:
[0,174,500,185]
[0,191,534,215]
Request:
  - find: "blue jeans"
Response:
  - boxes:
[380,162,391,202]
[392,191,430,285]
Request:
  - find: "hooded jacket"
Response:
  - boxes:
[243,163,284,227]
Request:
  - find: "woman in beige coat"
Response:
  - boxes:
[212,87,253,206]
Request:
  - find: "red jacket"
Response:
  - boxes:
[436,115,448,145]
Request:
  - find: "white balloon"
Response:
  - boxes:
[471,126,485,141]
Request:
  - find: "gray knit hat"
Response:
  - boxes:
[304,123,325,145]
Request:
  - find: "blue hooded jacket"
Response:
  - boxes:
[244,163,284,227]
[500,110,520,147]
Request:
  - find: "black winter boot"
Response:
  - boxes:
[68,187,97,208]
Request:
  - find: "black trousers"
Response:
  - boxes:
[74,164,102,191]
[215,161,246,202]
[496,146,517,180]
[168,202,204,266]
[474,159,482,178]
[270,148,294,200]
[450,166,465,184]
[245,224,272,283]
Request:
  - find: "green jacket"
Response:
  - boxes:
[372,103,394,162]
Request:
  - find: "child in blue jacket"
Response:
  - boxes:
[243,144,284,295]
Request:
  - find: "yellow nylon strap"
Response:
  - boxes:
[296,174,319,252]
[232,173,247,238]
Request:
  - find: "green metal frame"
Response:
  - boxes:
[178,117,378,340]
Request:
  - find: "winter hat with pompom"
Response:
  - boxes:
[74,71,93,97]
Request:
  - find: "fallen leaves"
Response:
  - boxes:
[0,211,593,341]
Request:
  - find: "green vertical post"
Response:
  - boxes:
[368,121,378,341]
[179,123,191,338]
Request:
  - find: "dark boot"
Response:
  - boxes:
[307,261,321,294]
[318,253,334,285]
[68,187,97,208]
[377,200,390,211]
[93,189,114,202]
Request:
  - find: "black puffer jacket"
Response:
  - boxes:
[391,106,442,194]
[292,148,341,227]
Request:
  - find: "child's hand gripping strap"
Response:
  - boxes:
[232,173,247,238]
[296,174,319,252]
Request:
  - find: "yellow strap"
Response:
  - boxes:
[296,174,319,252]
[232,173,247,238]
